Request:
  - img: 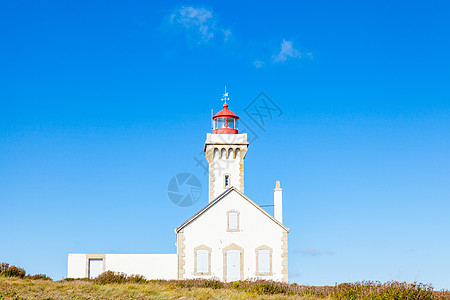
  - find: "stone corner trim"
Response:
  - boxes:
[281,231,288,283]
[177,229,186,279]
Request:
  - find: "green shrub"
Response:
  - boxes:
[0,263,26,278]
[168,278,224,289]
[203,279,224,289]
[93,271,148,284]
[26,274,52,280]
[233,280,241,289]
[63,277,90,281]
[331,281,435,300]
[93,271,127,284]
[131,274,147,283]
[249,282,282,294]
[0,262,8,273]
[230,280,291,295]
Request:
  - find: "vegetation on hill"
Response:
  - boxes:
[0,263,51,281]
[1,263,449,299]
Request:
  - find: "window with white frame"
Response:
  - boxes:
[227,210,239,231]
[194,245,211,275]
[196,249,209,273]
[257,250,270,273]
[255,246,272,275]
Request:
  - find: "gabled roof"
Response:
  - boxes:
[175,186,289,233]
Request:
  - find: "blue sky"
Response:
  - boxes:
[1,0,450,289]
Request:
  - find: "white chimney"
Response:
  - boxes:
[274,181,283,223]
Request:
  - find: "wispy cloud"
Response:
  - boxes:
[272,39,313,63]
[273,39,303,62]
[252,39,312,68]
[253,59,264,68]
[165,7,314,66]
[295,247,334,256]
[168,6,230,44]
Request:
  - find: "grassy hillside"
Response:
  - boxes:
[1,276,450,300]
[1,264,449,299]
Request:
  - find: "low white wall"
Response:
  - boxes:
[67,254,177,280]
[105,254,177,280]
[67,254,87,279]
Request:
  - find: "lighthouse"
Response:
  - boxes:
[68,88,289,283]
[204,89,249,202]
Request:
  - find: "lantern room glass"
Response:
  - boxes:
[227,118,235,129]
[218,118,226,129]
[214,117,238,130]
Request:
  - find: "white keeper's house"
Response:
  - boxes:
[68,92,289,282]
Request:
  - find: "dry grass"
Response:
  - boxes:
[1,276,449,300]
[0,277,306,299]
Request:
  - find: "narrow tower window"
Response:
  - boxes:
[224,174,230,188]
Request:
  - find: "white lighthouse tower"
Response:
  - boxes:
[204,89,249,202]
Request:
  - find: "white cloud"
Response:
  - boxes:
[273,39,303,63]
[296,247,334,256]
[222,28,231,42]
[169,6,230,43]
[253,59,264,68]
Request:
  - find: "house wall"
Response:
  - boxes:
[180,190,287,282]
[67,254,177,280]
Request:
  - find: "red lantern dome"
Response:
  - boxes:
[212,88,239,134]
